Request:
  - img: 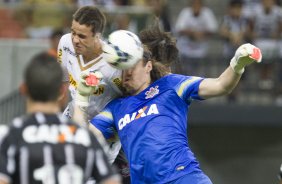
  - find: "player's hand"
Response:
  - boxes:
[230,43,262,74]
[75,71,103,107]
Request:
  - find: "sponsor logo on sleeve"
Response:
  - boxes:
[58,49,62,63]
[112,77,123,90]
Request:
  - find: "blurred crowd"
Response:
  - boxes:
[0,0,282,104]
[0,0,167,38]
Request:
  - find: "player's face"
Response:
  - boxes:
[71,20,100,56]
[122,59,152,95]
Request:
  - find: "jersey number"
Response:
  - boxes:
[34,164,83,184]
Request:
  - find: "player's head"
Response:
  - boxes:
[21,53,63,102]
[228,0,243,18]
[262,0,275,9]
[50,29,64,51]
[190,0,203,16]
[139,22,178,71]
[71,6,106,55]
[122,46,169,95]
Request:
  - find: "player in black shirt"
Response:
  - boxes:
[0,53,120,184]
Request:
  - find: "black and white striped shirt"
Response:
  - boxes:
[0,113,119,184]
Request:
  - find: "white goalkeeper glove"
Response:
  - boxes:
[230,43,262,75]
[75,71,103,107]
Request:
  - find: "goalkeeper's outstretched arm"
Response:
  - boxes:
[198,43,262,99]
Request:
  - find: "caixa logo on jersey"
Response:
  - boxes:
[22,125,91,146]
[118,104,159,130]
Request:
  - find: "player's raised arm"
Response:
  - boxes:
[198,43,262,99]
[73,71,103,126]
[72,71,109,147]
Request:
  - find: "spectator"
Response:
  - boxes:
[106,0,139,34]
[139,21,178,71]
[45,29,65,59]
[0,8,25,38]
[145,0,172,32]
[175,0,218,74]
[219,0,250,102]
[109,13,138,34]
[76,0,128,9]
[247,0,282,53]
[219,0,249,59]
[246,0,282,90]
[23,0,74,38]
[241,0,261,18]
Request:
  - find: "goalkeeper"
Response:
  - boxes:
[74,43,262,184]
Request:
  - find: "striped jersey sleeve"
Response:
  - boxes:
[167,74,204,103]
[90,107,116,139]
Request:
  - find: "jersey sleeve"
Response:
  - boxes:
[0,125,8,145]
[88,133,120,183]
[90,106,116,139]
[108,68,123,95]
[0,127,15,184]
[175,8,189,32]
[57,34,69,82]
[169,74,205,103]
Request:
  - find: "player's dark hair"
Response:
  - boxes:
[229,0,243,6]
[142,46,170,83]
[139,21,179,68]
[24,53,63,102]
[73,6,106,35]
[50,29,64,39]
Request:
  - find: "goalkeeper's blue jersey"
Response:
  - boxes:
[91,74,205,183]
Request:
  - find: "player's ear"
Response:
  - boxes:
[19,82,28,96]
[95,33,101,39]
[146,60,153,73]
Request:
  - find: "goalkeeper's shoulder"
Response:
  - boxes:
[58,33,75,55]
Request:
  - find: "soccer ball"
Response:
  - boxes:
[102,30,144,70]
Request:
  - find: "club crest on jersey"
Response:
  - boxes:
[118,104,159,130]
[145,86,159,99]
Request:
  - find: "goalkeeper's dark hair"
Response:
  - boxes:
[24,53,63,102]
[139,21,179,68]
[142,46,170,83]
[73,6,106,35]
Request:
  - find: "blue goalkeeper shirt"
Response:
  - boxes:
[90,74,205,184]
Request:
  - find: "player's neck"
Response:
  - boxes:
[83,48,102,63]
[133,81,151,96]
[26,99,61,114]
